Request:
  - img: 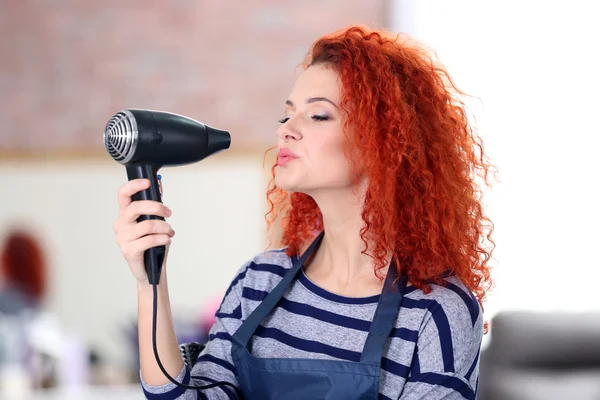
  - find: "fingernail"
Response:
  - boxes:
[167,208,172,216]
[157,174,162,180]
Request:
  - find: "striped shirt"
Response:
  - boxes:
[141,248,483,399]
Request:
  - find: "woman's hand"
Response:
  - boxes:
[113,178,175,283]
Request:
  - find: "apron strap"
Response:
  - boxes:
[360,260,408,364]
[232,231,325,349]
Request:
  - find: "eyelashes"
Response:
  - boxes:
[277,114,330,124]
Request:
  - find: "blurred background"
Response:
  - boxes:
[0,1,598,399]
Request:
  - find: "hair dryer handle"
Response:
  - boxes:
[126,164,165,285]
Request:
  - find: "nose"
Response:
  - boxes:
[276,120,302,142]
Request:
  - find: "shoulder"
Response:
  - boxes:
[405,275,483,333]
[404,275,483,379]
[245,247,294,280]
[226,248,294,297]
[248,247,294,269]
[0,287,37,315]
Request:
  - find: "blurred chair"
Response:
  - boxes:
[477,311,600,400]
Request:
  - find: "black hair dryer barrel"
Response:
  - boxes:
[103,109,230,284]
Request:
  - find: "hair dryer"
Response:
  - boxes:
[103,109,239,395]
[103,109,230,284]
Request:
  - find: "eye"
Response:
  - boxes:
[311,114,330,121]
[278,117,290,124]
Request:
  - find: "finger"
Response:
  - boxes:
[117,179,151,211]
[122,200,171,224]
[120,220,175,242]
[129,234,172,255]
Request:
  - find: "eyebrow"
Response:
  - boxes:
[285,97,339,109]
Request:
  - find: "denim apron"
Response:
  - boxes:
[231,232,408,399]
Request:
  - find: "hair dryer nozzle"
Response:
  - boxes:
[206,126,231,156]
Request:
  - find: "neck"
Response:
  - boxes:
[304,180,388,285]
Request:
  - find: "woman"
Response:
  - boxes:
[0,229,48,315]
[113,25,495,399]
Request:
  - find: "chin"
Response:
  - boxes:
[274,177,297,192]
[274,170,304,193]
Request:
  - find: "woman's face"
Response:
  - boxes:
[274,63,354,194]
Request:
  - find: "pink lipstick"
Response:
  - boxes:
[277,148,299,166]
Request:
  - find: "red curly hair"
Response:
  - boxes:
[1,230,48,304]
[265,25,495,329]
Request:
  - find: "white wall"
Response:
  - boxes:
[390,0,600,325]
[0,154,270,365]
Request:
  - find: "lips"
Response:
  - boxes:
[277,148,299,166]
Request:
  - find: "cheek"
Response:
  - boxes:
[311,133,352,177]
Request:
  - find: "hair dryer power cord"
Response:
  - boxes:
[151,283,243,397]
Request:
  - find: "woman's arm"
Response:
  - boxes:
[139,262,248,399]
[137,267,184,386]
[399,282,483,400]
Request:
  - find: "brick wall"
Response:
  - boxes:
[0,1,387,154]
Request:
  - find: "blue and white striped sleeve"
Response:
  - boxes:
[399,278,484,400]
[140,261,249,400]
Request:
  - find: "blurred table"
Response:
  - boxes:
[2,385,145,400]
